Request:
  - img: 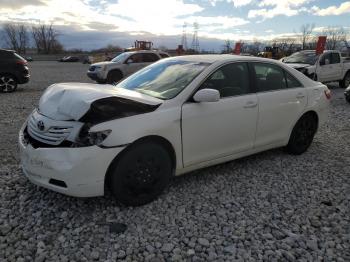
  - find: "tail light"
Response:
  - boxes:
[16,60,27,65]
[324,89,331,100]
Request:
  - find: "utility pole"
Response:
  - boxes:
[191,22,200,53]
[181,22,188,50]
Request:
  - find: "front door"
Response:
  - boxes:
[124,53,147,76]
[181,62,258,167]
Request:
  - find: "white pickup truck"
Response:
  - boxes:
[282,50,350,88]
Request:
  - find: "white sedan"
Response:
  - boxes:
[19,55,330,206]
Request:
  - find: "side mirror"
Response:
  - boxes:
[126,59,133,64]
[193,88,220,103]
[325,58,330,65]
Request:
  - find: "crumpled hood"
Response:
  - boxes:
[284,63,311,69]
[38,82,163,121]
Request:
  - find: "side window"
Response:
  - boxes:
[252,63,287,92]
[142,53,159,62]
[320,53,331,65]
[126,54,142,63]
[331,53,340,64]
[200,63,250,98]
[159,53,169,59]
[285,71,302,88]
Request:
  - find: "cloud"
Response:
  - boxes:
[0,0,249,39]
[248,0,312,19]
[208,0,252,7]
[231,0,253,7]
[0,0,46,9]
[311,1,350,16]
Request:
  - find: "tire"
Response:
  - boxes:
[109,142,172,206]
[310,73,317,81]
[339,71,350,88]
[106,70,123,85]
[346,96,350,104]
[0,74,17,93]
[286,113,318,155]
[96,79,106,84]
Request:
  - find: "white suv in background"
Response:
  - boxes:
[87,50,170,84]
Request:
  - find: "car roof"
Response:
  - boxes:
[124,50,169,55]
[165,54,281,64]
[0,49,15,53]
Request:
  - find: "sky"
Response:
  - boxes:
[0,0,349,51]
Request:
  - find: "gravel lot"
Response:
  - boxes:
[0,61,349,261]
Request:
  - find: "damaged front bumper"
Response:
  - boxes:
[18,123,125,197]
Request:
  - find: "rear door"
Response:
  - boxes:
[252,62,308,147]
[181,62,258,166]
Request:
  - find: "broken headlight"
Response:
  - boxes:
[78,129,111,146]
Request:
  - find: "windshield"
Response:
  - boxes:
[117,59,210,99]
[284,51,319,65]
[111,52,129,63]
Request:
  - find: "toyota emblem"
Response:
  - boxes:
[37,120,45,131]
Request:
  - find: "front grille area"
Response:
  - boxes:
[27,114,73,146]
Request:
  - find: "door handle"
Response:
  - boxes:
[244,101,257,108]
[296,93,305,99]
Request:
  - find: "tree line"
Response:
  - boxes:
[2,23,63,54]
[221,24,349,56]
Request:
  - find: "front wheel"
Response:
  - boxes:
[0,75,17,92]
[339,72,350,88]
[109,142,173,206]
[286,114,318,155]
[106,70,123,85]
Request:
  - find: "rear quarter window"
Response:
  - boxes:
[285,70,303,88]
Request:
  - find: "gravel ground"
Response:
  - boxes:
[0,61,349,261]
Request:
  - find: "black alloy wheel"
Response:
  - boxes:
[109,142,172,206]
[286,114,318,155]
[0,75,17,92]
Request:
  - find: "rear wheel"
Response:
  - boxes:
[0,75,17,92]
[286,113,318,155]
[106,70,123,85]
[109,142,172,206]
[346,95,350,103]
[339,72,350,88]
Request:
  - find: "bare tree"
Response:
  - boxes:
[273,37,297,55]
[300,23,315,50]
[3,23,29,54]
[250,39,262,56]
[322,26,347,50]
[18,24,29,54]
[221,40,232,54]
[32,23,63,54]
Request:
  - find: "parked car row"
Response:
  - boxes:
[58,56,80,62]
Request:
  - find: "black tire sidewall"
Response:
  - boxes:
[106,70,122,84]
[340,72,350,88]
[287,114,317,155]
[110,142,172,206]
